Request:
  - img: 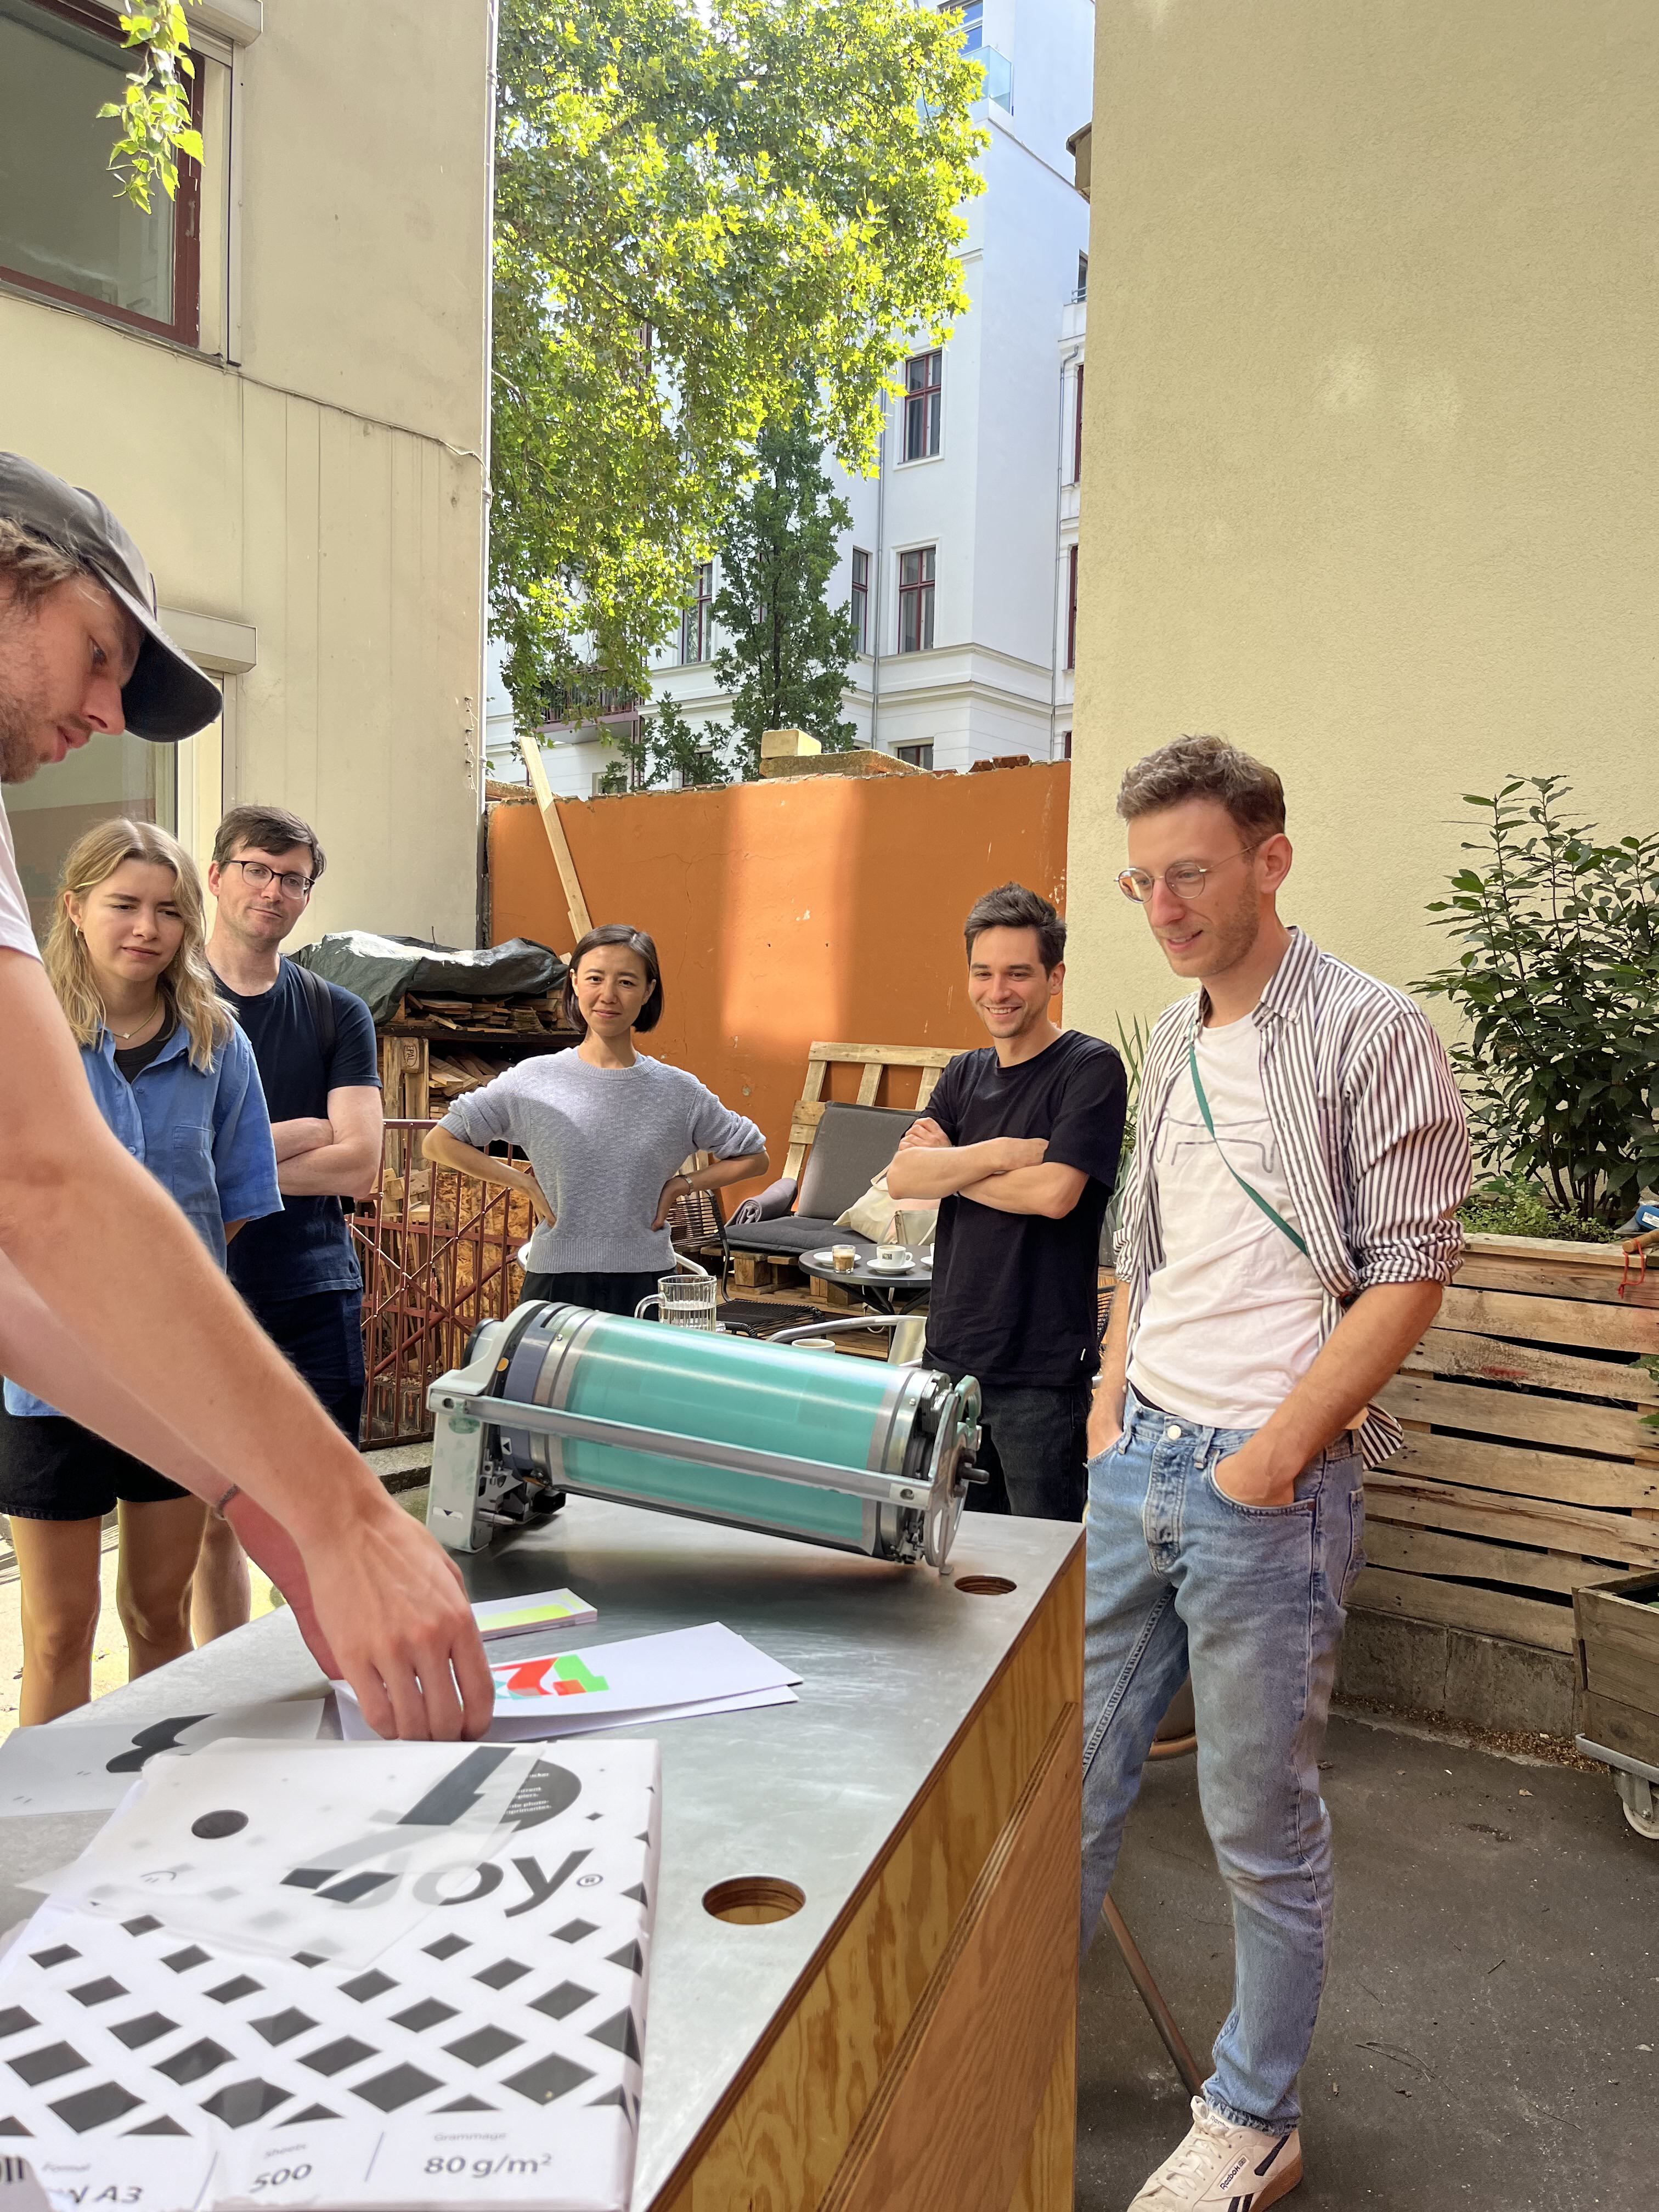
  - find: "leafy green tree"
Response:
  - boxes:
[492,0,985,725]
[595,695,730,794]
[711,403,859,776]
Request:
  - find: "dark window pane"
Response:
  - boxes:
[0,1,177,326]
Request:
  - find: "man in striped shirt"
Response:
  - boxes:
[1080,736,1471,2210]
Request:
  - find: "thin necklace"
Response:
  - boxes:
[103,997,165,1042]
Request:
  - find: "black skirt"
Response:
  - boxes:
[520,1269,663,1320]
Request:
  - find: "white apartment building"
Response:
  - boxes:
[490,0,1092,794]
[2,0,492,945]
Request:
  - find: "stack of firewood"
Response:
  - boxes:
[400,991,566,1036]
[428,1050,506,1103]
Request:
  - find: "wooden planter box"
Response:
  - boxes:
[1352,1235,1659,1658]
[1573,1570,1659,1768]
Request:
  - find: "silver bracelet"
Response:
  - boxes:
[212,1481,242,1517]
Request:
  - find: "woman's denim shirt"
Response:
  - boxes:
[4,1019,282,1418]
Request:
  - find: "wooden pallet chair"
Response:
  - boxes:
[730,1042,957,1292]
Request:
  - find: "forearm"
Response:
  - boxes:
[272,1116,334,1164]
[957,1164,1085,1218]
[279,1137,380,1198]
[0,1250,235,1500]
[1250,1280,1444,1475]
[0,1253,336,1664]
[422,1125,535,1197]
[888,1139,1018,1200]
[689,1150,768,1193]
[1,1152,388,1548]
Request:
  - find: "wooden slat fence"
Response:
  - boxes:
[1355,1239,1659,1655]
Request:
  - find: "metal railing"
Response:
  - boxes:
[353,1120,534,1446]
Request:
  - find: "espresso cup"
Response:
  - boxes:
[876,1244,913,1269]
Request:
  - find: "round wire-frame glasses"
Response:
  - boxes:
[1116,845,1260,904]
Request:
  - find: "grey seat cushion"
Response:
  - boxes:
[794,1102,921,1222]
[725,1216,879,1260]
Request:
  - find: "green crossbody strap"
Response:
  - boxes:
[1187,1036,1310,1258]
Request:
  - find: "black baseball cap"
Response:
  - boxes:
[0,451,223,741]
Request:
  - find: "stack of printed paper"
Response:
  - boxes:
[0,1736,658,2211]
[337,1623,801,1745]
[0,1701,328,1820]
[470,1590,597,1649]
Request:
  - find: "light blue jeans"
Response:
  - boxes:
[1079,1388,1365,2131]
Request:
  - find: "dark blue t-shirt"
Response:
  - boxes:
[212,959,379,1311]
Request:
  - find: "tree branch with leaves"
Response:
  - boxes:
[99,2,202,213]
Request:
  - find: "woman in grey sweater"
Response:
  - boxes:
[422,924,766,1317]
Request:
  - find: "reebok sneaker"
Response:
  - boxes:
[1126,2095,1303,2211]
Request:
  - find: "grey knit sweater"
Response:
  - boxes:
[439,1049,763,1274]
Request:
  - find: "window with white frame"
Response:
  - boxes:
[1065,544,1079,669]
[0,0,204,345]
[850,548,870,653]
[679,563,714,664]
[901,349,943,462]
[897,546,936,654]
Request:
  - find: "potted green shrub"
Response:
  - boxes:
[1350,780,1659,1685]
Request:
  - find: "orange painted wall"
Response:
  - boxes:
[487,764,1071,1204]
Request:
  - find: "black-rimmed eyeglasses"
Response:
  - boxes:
[227,857,315,900]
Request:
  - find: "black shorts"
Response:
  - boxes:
[0,1404,189,1521]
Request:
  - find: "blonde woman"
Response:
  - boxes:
[0,819,281,1722]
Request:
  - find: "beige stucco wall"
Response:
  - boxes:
[0,0,491,946]
[1066,0,1659,1040]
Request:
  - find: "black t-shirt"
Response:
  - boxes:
[924,1030,1127,1389]
[211,958,379,1310]
[113,1015,177,1083]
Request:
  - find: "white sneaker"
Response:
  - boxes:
[1127,2095,1302,2210]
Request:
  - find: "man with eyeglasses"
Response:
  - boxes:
[201,806,382,1639]
[1080,736,1470,2211]
[0,449,488,1739]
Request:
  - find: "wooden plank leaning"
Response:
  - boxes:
[517,729,594,946]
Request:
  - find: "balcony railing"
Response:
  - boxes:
[973,44,1013,111]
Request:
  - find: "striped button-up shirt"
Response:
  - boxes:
[1115,927,1472,1465]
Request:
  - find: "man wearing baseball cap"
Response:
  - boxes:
[0,451,492,1740]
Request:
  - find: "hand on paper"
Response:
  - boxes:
[301,1493,495,1740]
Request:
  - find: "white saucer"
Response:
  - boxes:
[868,1257,924,1275]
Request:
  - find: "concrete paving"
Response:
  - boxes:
[1077,1711,1658,2209]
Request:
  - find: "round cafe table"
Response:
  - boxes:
[799,1246,934,1316]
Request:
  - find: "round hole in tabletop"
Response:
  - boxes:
[954,1575,1018,1597]
[703,1876,805,1926]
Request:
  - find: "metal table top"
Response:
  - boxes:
[0,1498,1081,2203]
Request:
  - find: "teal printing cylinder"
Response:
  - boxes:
[498,1308,922,1549]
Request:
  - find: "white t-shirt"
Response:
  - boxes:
[0,795,40,959]
[1127,1013,1326,1429]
